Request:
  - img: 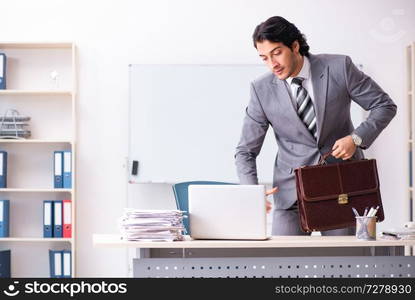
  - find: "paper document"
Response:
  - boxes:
[118,208,186,242]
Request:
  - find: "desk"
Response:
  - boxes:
[93,234,415,278]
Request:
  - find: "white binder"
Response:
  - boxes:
[63,251,71,278]
[54,252,62,277]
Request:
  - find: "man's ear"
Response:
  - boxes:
[291,40,300,53]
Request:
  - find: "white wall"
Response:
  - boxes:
[1,0,414,277]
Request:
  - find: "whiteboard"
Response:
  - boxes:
[128,64,365,183]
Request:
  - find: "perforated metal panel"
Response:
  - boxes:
[134,256,415,278]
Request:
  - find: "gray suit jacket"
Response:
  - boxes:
[235,53,397,210]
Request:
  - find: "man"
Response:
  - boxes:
[235,16,397,236]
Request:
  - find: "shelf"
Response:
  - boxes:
[0,42,73,49]
[0,237,72,243]
[0,90,72,96]
[0,188,72,193]
[0,139,73,144]
[0,40,77,277]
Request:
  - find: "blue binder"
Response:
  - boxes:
[0,200,10,237]
[53,200,63,238]
[63,151,72,189]
[0,151,7,188]
[49,250,63,278]
[62,250,71,278]
[0,53,6,90]
[0,250,11,278]
[54,151,63,188]
[43,201,53,238]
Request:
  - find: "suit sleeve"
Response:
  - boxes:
[235,82,269,184]
[344,56,397,149]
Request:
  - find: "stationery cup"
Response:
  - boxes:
[355,216,377,241]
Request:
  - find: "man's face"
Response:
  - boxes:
[256,40,301,80]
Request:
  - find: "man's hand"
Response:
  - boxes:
[331,135,356,160]
[265,187,279,213]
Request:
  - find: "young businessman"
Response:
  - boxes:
[235,16,397,235]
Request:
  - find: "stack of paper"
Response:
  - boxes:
[118,209,185,242]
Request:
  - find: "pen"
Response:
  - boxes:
[369,205,380,217]
[352,207,359,217]
[382,231,398,237]
[367,207,375,218]
[363,207,368,216]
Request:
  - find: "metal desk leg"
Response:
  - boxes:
[139,248,151,258]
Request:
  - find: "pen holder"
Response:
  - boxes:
[355,216,377,241]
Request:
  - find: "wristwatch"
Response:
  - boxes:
[351,133,362,147]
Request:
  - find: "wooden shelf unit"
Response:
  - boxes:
[0,42,77,277]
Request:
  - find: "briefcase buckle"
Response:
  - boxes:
[338,193,348,204]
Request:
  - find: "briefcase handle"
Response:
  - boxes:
[319,150,355,165]
[318,151,333,165]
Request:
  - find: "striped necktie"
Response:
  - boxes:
[291,77,317,139]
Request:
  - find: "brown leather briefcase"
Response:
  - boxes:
[294,153,384,232]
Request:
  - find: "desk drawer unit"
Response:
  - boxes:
[134,256,415,278]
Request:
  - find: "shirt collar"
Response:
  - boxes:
[286,56,310,85]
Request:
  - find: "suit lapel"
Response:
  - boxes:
[271,75,315,143]
[309,54,328,144]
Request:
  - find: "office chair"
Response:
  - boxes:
[172,181,236,235]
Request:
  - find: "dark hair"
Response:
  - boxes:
[252,16,310,57]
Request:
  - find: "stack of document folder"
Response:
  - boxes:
[118,209,185,242]
[53,151,72,188]
[43,200,72,238]
[49,250,71,278]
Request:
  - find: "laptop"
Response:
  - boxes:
[188,185,268,240]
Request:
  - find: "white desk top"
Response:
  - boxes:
[93,234,415,249]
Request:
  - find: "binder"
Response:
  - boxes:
[0,53,6,90]
[63,151,72,188]
[0,151,7,188]
[53,200,63,238]
[62,250,71,278]
[54,151,63,188]
[0,200,10,237]
[63,199,72,238]
[49,250,62,278]
[0,250,11,278]
[43,201,53,238]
